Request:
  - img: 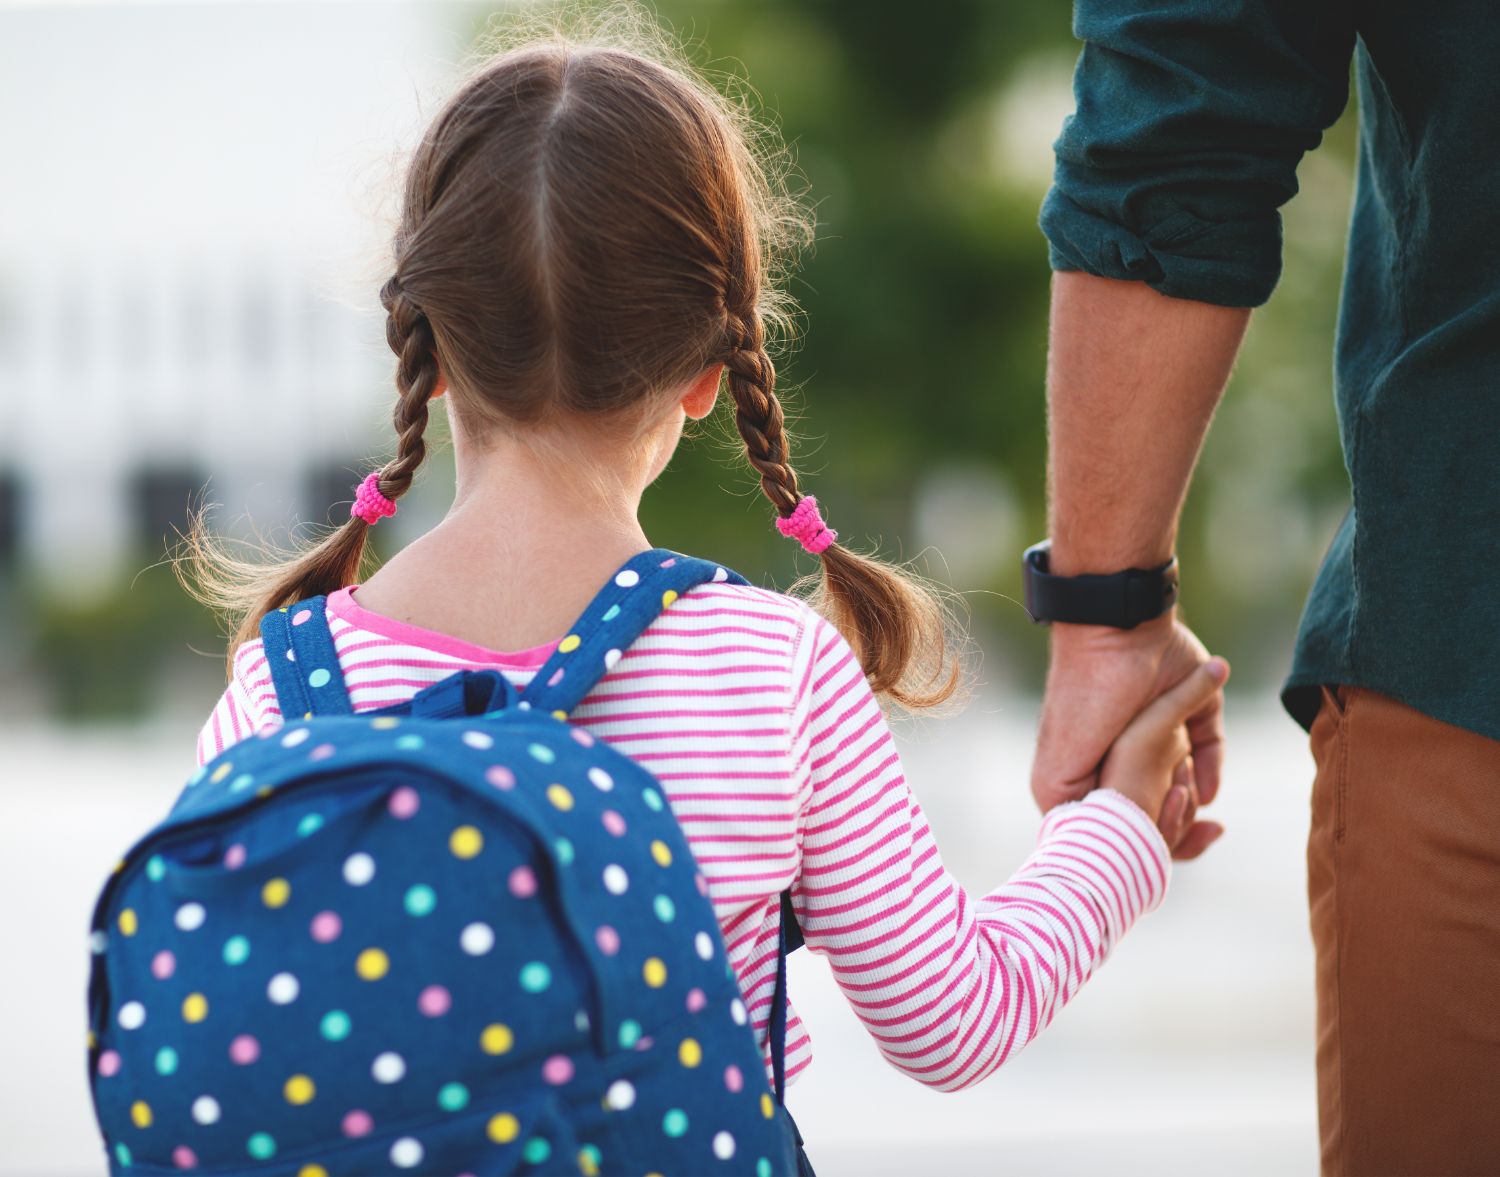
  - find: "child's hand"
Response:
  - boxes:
[1098,657,1230,841]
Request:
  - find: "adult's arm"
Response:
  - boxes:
[1032,0,1357,854]
[1033,273,1244,857]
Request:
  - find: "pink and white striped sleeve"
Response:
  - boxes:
[194,639,280,767]
[787,611,1171,1092]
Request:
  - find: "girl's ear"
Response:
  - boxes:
[681,364,723,420]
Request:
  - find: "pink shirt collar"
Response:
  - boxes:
[326,585,560,669]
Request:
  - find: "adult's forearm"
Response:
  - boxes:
[1046,271,1250,577]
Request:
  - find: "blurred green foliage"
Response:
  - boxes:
[21,564,221,721]
[630,0,1358,685]
[14,0,1359,718]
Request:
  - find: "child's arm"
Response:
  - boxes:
[195,639,276,766]
[787,610,1220,1092]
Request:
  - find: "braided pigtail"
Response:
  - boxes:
[724,312,800,515]
[723,311,963,712]
[176,276,438,675]
[374,276,438,505]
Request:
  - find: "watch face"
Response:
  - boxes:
[1023,540,1053,574]
[1161,564,1180,611]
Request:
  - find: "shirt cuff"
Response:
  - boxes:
[1038,788,1173,919]
[1040,186,1283,308]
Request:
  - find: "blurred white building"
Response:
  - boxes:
[0,1,462,597]
[0,248,390,592]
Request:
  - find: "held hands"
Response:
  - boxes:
[1032,616,1229,859]
[1097,655,1229,841]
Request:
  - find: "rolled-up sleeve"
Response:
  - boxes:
[1041,1,1357,307]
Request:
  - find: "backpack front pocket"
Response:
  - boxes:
[102,1086,584,1176]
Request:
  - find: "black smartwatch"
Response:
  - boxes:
[1022,539,1179,629]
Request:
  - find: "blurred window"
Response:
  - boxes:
[299,287,331,366]
[0,469,21,566]
[58,278,92,370]
[117,277,150,368]
[240,274,275,372]
[179,273,212,365]
[0,284,19,366]
[132,466,206,553]
[305,463,359,528]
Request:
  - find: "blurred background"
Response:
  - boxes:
[0,0,1356,1173]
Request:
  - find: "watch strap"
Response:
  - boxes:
[1023,540,1179,629]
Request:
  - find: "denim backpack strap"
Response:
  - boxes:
[772,890,816,1175]
[770,893,805,1096]
[771,895,793,1103]
[521,547,750,717]
[257,596,354,719]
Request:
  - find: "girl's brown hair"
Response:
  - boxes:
[181,8,964,711]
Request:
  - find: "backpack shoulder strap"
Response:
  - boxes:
[521,548,750,717]
[771,890,816,1174]
[257,595,354,719]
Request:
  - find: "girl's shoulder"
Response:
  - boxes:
[663,576,837,661]
[226,636,274,708]
[673,576,821,624]
[200,576,845,763]
[195,637,279,765]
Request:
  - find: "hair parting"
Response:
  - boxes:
[178,1,968,711]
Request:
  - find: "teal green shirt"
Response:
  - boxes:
[1040,2,1500,741]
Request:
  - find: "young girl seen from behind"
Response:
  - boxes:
[184,12,1225,1168]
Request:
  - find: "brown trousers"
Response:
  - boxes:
[1308,685,1500,1176]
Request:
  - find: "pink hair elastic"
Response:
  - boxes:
[351,472,397,526]
[776,495,838,555]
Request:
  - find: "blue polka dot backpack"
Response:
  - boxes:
[86,548,813,1177]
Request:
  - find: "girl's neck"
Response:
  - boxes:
[354,413,670,653]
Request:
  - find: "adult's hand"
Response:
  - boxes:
[1031,613,1226,860]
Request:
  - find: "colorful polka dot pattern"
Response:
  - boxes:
[87,549,796,1174]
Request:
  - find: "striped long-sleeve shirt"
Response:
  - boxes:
[198,579,1171,1091]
